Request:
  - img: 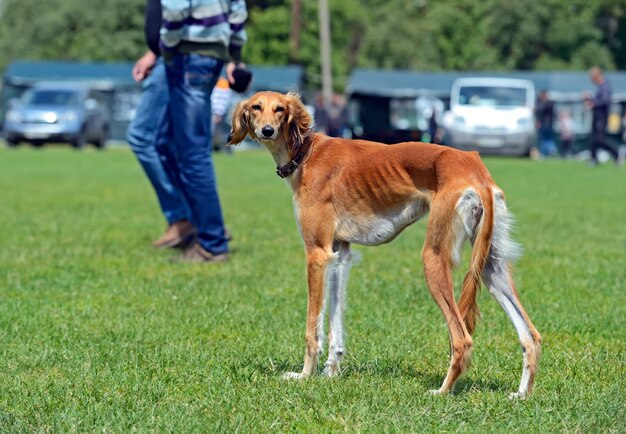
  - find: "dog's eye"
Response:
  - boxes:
[251,104,261,111]
[275,106,285,113]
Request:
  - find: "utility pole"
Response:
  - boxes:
[289,0,302,64]
[318,0,333,107]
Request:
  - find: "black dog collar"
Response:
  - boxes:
[276,141,311,178]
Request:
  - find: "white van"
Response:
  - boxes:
[443,77,536,156]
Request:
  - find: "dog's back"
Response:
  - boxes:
[299,137,495,207]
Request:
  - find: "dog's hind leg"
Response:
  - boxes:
[323,241,356,377]
[482,189,542,399]
[422,194,473,395]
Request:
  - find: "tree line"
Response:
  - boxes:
[0,0,624,90]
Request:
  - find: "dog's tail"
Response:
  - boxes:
[458,188,494,335]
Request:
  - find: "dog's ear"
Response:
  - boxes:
[227,100,251,145]
[286,91,313,149]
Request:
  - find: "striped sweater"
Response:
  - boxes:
[160,0,248,62]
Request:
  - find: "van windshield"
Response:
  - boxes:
[23,89,81,106]
[458,86,527,107]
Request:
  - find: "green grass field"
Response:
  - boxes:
[0,147,624,432]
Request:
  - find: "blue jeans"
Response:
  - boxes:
[126,59,190,225]
[538,128,557,157]
[164,53,228,255]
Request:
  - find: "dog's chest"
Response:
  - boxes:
[334,199,428,246]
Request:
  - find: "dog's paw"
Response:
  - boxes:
[508,391,527,400]
[322,362,340,378]
[282,371,306,380]
[428,388,446,396]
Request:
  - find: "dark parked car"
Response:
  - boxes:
[3,82,110,148]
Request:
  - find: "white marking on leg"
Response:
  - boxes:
[282,372,306,380]
[324,261,345,377]
[317,290,327,357]
[323,246,359,377]
[484,190,536,396]
[451,188,483,266]
[484,262,534,397]
[428,388,447,396]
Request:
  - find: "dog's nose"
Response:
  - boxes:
[261,125,275,138]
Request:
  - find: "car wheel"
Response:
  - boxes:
[6,139,20,148]
[93,126,109,149]
[72,129,86,149]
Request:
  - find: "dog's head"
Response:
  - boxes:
[227,91,313,152]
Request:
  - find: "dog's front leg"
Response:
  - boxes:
[323,241,353,377]
[283,246,331,380]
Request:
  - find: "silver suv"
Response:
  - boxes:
[3,82,110,148]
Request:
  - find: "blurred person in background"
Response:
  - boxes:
[558,110,575,158]
[585,67,625,166]
[535,89,557,158]
[211,77,234,154]
[313,93,329,134]
[622,112,626,148]
[160,0,248,263]
[327,94,348,138]
[428,108,439,144]
[126,0,195,249]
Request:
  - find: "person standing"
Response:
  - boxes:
[428,108,439,144]
[535,90,557,158]
[621,112,626,148]
[126,0,195,249]
[313,93,330,135]
[327,94,348,138]
[160,0,248,263]
[585,67,626,166]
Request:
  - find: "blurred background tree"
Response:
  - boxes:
[0,0,145,68]
[0,0,624,90]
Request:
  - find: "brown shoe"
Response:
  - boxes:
[172,242,229,263]
[152,220,197,249]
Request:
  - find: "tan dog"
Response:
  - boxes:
[228,91,542,398]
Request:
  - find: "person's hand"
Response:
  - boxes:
[581,91,593,108]
[226,61,245,85]
[132,51,158,82]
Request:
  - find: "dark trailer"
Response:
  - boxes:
[346,69,455,144]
